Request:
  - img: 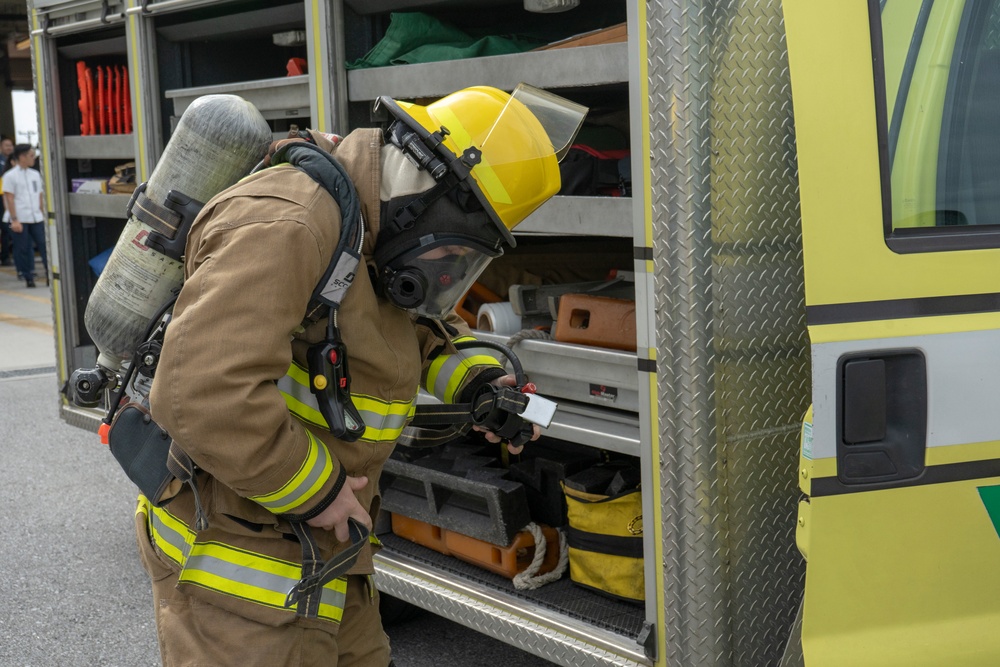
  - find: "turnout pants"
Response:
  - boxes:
[150,571,392,667]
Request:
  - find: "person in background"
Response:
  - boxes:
[3,144,47,288]
[0,136,14,266]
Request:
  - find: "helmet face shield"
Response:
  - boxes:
[478,83,588,165]
[378,84,589,239]
[381,240,499,319]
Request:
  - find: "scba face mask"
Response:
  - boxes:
[379,239,498,319]
[375,171,504,318]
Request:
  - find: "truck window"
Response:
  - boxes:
[876,0,1000,251]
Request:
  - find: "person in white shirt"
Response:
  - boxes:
[3,144,46,288]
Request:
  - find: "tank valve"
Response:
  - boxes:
[67,366,118,407]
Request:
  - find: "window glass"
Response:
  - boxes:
[878,0,1000,239]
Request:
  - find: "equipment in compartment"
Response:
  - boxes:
[381,443,531,546]
[553,293,636,351]
[391,513,561,580]
[562,459,643,603]
[75,61,131,136]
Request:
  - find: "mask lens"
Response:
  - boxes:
[392,244,495,318]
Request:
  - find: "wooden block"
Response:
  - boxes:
[553,293,636,351]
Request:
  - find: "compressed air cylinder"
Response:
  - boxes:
[84,94,272,371]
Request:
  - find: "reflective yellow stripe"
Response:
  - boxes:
[250,430,332,514]
[139,497,348,623]
[426,336,504,403]
[278,362,417,442]
[180,541,347,623]
[434,106,512,205]
[144,498,195,566]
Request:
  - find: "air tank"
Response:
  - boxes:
[84,94,271,372]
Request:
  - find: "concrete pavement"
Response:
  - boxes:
[0,255,553,666]
[0,257,56,371]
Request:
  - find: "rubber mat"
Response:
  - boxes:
[380,531,645,639]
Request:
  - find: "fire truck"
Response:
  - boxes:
[27,0,1000,665]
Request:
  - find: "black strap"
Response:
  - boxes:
[130,187,182,238]
[285,518,369,613]
[165,442,208,530]
[268,141,363,323]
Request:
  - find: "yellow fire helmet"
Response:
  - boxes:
[375,83,588,246]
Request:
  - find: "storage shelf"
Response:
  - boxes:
[165,76,310,120]
[347,42,628,101]
[345,0,511,14]
[416,393,640,457]
[68,193,131,219]
[154,3,304,42]
[476,331,638,412]
[541,399,640,456]
[517,196,631,237]
[63,134,135,160]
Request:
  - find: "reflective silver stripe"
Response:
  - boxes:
[180,546,348,623]
[249,430,332,514]
[278,362,416,442]
[431,345,502,402]
[179,545,348,621]
[147,500,350,623]
[185,552,298,602]
[148,503,193,566]
[810,328,1000,460]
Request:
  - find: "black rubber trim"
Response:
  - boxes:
[886,226,1000,253]
[868,0,895,245]
[279,463,346,522]
[811,458,1000,497]
[633,246,653,261]
[886,0,933,168]
[566,526,643,559]
[637,358,656,373]
[806,291,1000,325]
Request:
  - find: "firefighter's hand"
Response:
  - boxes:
[306,475,371,543]
[472,374,541,455]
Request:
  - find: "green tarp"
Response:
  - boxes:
[347,12,543,70]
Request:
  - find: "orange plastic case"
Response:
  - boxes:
[391,513,561,579]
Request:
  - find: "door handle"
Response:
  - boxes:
[837,350,926,485]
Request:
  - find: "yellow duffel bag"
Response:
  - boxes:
[561,482,644,603]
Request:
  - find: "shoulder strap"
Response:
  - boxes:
[268,141,364,324]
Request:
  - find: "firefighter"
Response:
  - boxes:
[134,84,586,666]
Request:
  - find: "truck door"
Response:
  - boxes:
[785,1,1000,665]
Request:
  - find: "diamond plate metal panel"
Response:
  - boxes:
[647,1,808,665]
[374,551,649,667]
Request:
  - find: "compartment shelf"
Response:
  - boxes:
[68,193,131,219]
[476,331,638,412]
[165,75,310,120]
[416,392,640,457]
[63,134,135,160]
[152,3,304,41]
[517,196,631,237]
[347,43,628,101]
